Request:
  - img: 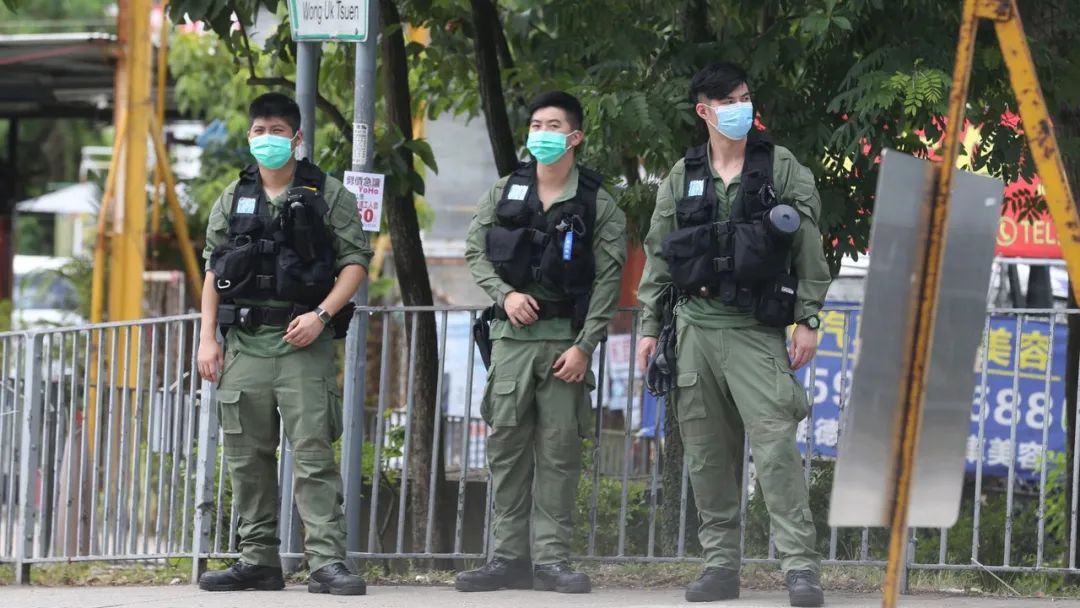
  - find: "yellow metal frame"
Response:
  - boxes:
[881,1,1080,606]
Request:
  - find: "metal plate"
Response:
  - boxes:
[829,149,1004,527]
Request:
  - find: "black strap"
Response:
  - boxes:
[217,304,312,329]
[681,144,718,225]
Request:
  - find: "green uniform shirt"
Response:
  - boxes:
[465,166,628,356]
[203,169,374,357]
[637,145,832,337]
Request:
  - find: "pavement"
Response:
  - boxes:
[0,585,1076,608]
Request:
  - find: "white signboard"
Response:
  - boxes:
[287,0,368,42]
[342,170,384,232]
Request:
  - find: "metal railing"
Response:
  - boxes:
[1,300,1078,586]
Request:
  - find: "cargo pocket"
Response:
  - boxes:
[483,379,522,427]
[674,371,707,423]
[770,356,808,421]
[326,381,344,442]
[216,389,243,434]
[576,370,597,439]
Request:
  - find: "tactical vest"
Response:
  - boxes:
[660,133,802,327]
[484,162,602,329]
[209,159,337,309]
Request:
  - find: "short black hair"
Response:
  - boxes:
[527,91,584,130]
[249,92,301,133]
[690,62,749,103]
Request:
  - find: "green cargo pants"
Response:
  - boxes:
[481,338,593,566]
[675,321,819,573]
[215,339,346,571]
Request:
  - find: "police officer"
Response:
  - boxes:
[636,63,831,607]
[196,92,372,595]
[457,91,626,594]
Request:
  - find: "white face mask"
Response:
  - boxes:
[709,101,754,140]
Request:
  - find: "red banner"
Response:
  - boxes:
[995,179,1061,258]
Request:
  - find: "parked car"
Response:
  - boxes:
[11,255,85,330]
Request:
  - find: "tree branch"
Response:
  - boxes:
[245,76,352,143]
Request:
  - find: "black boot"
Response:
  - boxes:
[308,562,367,596]
[198,561,285,592]
[787,569,824,607]
[533,562,591,594]
[455,557,533,592]
[685,567,740,602]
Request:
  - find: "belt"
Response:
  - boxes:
[491,299,575,321]
[217,304,312,330]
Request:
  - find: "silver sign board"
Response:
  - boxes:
[829,149,1004,528]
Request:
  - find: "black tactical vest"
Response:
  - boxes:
[484,162,603,328]
[661,133,802,327]
[209,159,337,308]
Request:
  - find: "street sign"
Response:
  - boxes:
[286,0,368,42]
[829,149,1004,528]
[342,170,384,232]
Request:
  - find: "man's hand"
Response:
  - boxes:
[504,292,540,328]
[197,338,224,383]
[788,324,818,370]
[553,345,589,383]
[283,312,325,348]
[637,336,658,375]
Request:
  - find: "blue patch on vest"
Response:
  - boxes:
[236,197,257,214]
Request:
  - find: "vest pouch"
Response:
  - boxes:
[486,226,537,288]
[275,245,333,307]
[539,217,593,296]
[676,196,714,227]
[755,273,798,328]
[661,224,720,292]
[494,197,535,228]
[210,238,257,300]
[732,220,789,281]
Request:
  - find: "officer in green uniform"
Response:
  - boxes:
[637,63,831,607]
[196,92,372,596]
[456,91,627,594]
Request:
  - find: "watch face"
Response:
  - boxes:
[806,316,820,329]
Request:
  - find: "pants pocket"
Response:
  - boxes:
[576,370,597,439]
[770,356,808,421]
[484,379,522,427]
[326,380,344,442]
[216,389,243,434]
[675,371,707,425]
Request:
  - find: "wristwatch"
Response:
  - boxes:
[797,314,821,330]
[314,306,332,325]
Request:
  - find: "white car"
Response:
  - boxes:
[11,255,86,330]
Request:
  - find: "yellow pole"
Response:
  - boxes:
[90,114,127,325]
[149,116,203,300]
[110,0,151,324]
[881,0,978,605]
[150,0,169,258]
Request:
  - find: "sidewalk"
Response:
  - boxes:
[0,584,1076,608]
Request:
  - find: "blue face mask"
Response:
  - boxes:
[709,101,754,141]
[249,133,297,169]
[527,130,576,165]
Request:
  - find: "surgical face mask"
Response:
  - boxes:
[709,101,754,141]
[527,130,577,165]
[249,133,297,169]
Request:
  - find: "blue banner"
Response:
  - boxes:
[639,304,1067,481]
[795,304,1067,481]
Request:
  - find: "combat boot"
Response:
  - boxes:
[533,562,591,594]
[787,569,825,607]
[455,557,533,592]
[308,562,367,595]
[198,561,285,592]
[685,567,740,602]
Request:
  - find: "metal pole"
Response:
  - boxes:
[277,40,323,576]
[15,334,43,583]
[342,0,378,566]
